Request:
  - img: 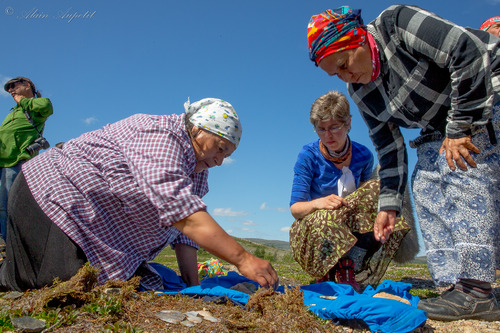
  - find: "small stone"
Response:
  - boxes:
[203,315,220,323]
[180,320,195,327]
[155,310,186,324]
[104,288,121,295]
[2,291,23,300]
[195,310,220,322]
[11,316,46,333]
[197,310,213,317]
[185,313,202,324]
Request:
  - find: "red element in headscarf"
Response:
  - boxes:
[307,7,366,66]
[480,16,500,31]
[367,32,381,81]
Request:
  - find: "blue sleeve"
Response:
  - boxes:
[290,147,315,206]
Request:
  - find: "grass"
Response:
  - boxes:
[154,237,434,288]
[0,237,438,332]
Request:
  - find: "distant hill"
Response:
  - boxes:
[243,238,290,250]
[412,256,427,264]
[239,237,426,265]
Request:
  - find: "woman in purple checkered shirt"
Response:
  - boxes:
[0,98,278,292]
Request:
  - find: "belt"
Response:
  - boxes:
[409,120,497,148]
[409,132,442,149]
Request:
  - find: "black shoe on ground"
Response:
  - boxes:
[417,288,500,321]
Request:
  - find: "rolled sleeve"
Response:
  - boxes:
[19,97,53,118]
[170,232,199,250]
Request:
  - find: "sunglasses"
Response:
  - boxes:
[6,81,25,91]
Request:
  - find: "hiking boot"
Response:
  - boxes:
[333,258,361,293]
[417,287,500,321]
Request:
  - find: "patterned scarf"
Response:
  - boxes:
[307,6,366,66]
[319,136,352,165]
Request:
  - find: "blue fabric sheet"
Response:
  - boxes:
[154,265,427,333]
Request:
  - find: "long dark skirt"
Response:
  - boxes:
[0,171,87,291]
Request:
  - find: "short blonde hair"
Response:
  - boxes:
[309,91,351,127]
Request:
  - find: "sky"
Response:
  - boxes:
[0,0,498,255]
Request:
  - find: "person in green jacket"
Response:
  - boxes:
[0,77,53,240]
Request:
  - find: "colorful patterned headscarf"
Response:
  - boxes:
[307,6,366,66]
[184,97,242,149]
[480,16,500,31]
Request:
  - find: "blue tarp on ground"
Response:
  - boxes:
[152,263,427,333]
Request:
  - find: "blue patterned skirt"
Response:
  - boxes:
[412,103,500,285]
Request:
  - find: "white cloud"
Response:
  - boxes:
[212,208,248,217]
[222,157,235,165]
[242,220,256,226]
[84,117,98,125]
[0,75,12,97]
[280,226,290,233]
[259,202,287,213]
[240,227,255,233]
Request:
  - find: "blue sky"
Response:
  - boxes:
[0,0,498,253]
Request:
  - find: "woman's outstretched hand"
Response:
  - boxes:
[175,211,279,289]
[236,252,279,289]
[439,136,480,171]
[374,210,396,244]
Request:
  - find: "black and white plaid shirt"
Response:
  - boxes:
[348,5,500,213]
